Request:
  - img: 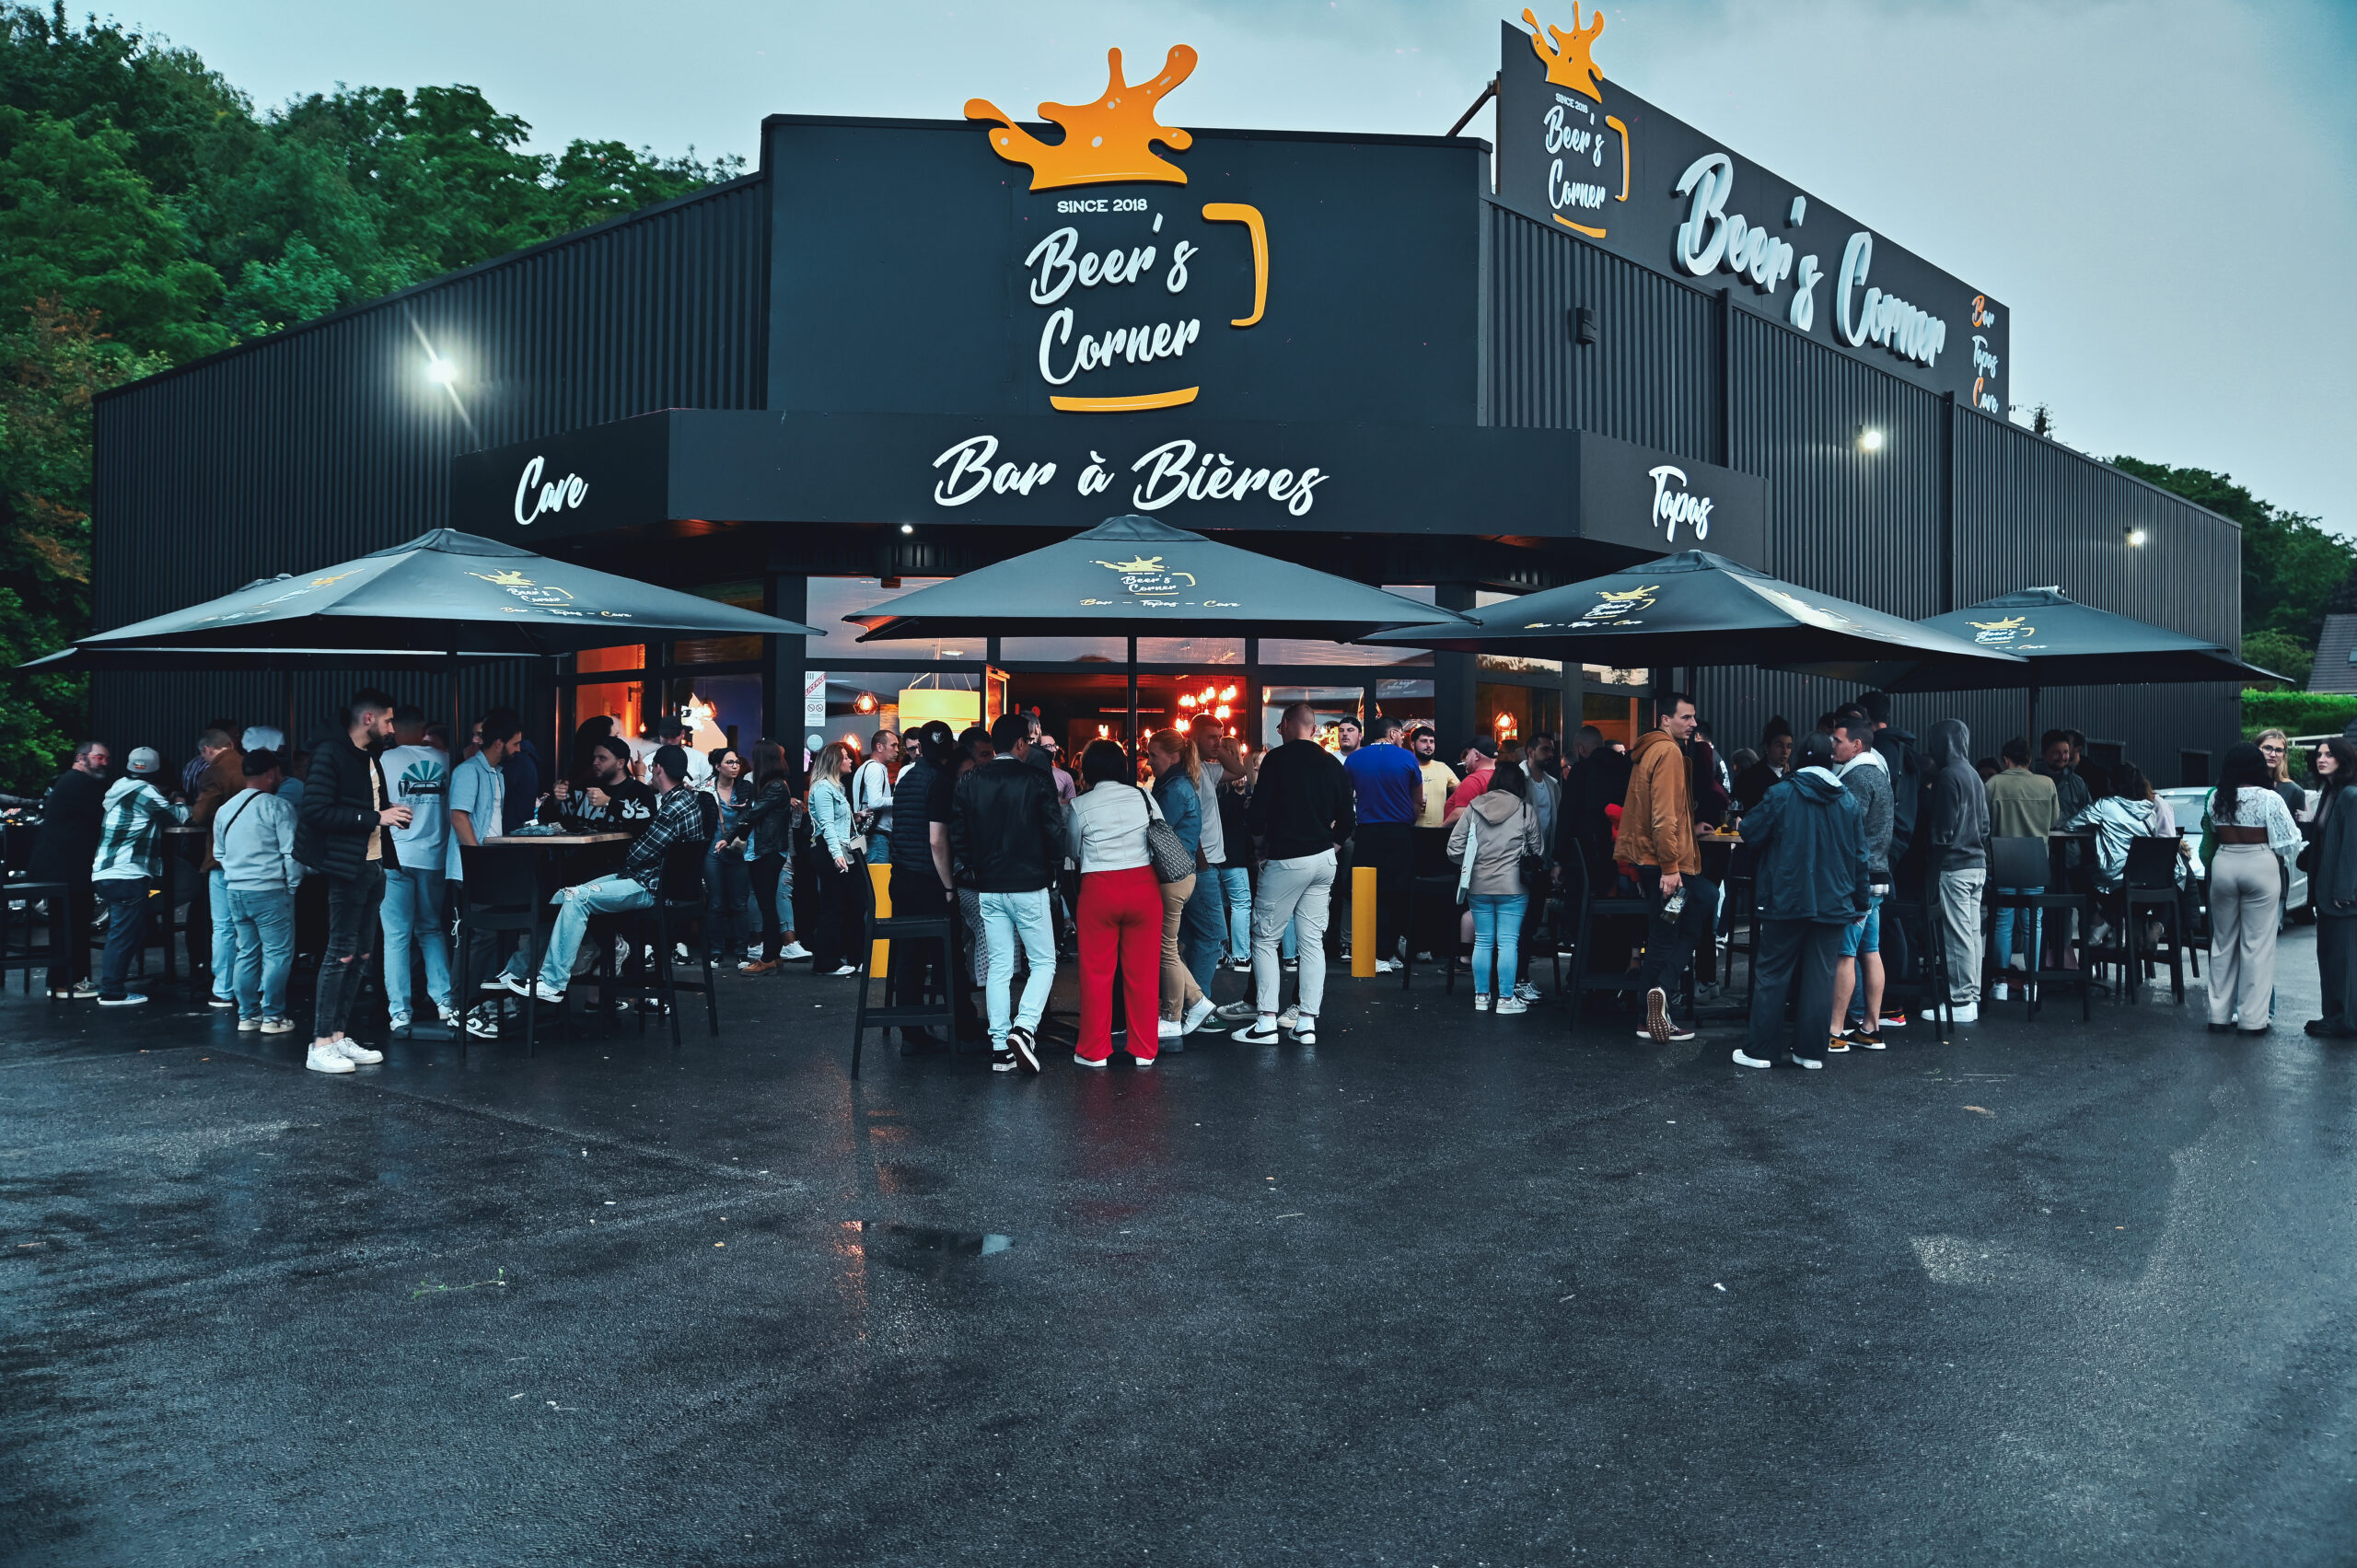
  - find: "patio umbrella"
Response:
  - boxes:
[1362,550,2025,682]
[1835,587,2278,692]
[67,529,824,656]
[849,514,1475,743]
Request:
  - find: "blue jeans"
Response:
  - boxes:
[1469,892,1528,996]
[1991,888,2042,970]
[379,865,452,1020]
[96,877,149,996]
[206,867,238,1001]
[978,889,1056,1046]
[1214,865,1253,961]
[1182,870,1226,986]
[225,885,295,1019]
[867,831,892,866]
[538,875,655,991]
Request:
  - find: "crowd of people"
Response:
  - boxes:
[20,682,2352,1076]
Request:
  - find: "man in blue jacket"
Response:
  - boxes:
[1735,732,1872,1070]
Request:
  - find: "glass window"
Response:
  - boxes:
[1259,685,1363,749]
[672,581,766,666]
[571,679,645,752]
[665,672,764,758]
[1001,636,1126,663]
[1479,653,1563,675]
[1138,636,1242,665]
[807,576,984,659]
[1258,584,1435,668]
[577,643,644,674]
[1583,664,1650,688]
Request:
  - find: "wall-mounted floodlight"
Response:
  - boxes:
[2125,528,2149,548]
[424,356,458,386]
[1855,426,1886,454]
[900,523,915,535]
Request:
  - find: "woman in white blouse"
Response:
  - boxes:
[1064,739,1167,1068]
[2203,742,2303,1034]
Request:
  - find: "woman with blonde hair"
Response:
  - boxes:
[803,739,864,977]
[2255,729,2306,817]
[1146,728,1216,1044]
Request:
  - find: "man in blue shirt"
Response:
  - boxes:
[1342,718,1425,974]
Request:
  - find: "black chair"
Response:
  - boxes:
[2,822,71,994]
[1562,851,1677,1034]
[1877,859,1951,1043]
[1985,835,2093,1023]
[1399,827,1460,993]
[851,875,958,1078]
[597,840,720,1051]
[457,841,555,1057]
[2107,835,2193,1005]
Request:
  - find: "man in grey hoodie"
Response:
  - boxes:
[1925,717,1991,1022]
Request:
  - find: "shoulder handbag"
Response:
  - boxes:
[1134,785,1193,883]
[1517,804,1548,898]
[1455,809,1480,906]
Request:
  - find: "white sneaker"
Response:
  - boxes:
[1991,982,2009,1002]
[1732,1048,1772,1069]
[1786,1052,1825,1070]
[306,1042,356,1074]
[334,1038,384,1065]
[260,1016,296,1035]
[1181,997,1216,1035]
[781,942,814,960]
[829,963,860,978]
[1290,1016,1317,1044]
[1948,1002,1980,1023]
[1278,1004,1302,1030]
[1474,993,1492,1012]
[1495,996,1529,1016]
[1372,958,1398,974]
[1231,1017,1280,1044]
[1156,1017,1184,1039]
[1514,980,1542,1002]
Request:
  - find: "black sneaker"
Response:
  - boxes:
[1006,1024,1041,1074]
[991,1046,1018,1073]
[1853,1028,1886,1051]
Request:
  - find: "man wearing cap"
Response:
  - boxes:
[212,749,302,1033]
[89,746,187,1006]
[184,724,244,1012]
[1444,738,1497,822]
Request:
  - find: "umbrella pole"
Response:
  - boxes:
[2027,684,2038,749]
[282,668,295,752]
[447,646,461,759]
[1127,637,1140,765]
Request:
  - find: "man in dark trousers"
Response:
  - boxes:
[1616,691,1711,1044]
[948,712,1065,1074]
[1734,731,1871,1070]
[295,689,410,1074]
[34,740,110,999]
[886,720,969,1051]
[1856,689,1922,1019]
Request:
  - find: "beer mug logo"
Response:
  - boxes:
[1579,585,1656,621]
[1968,615,2032,646]
[1094,554,1199,597]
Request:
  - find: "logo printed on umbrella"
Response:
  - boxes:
[470,568,588,616]
[1539,583,1655,629]
[1968,614,2034,646]
[1093,554,1200,596]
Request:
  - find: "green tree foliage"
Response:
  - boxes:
[2110,456,2349,679]
[0,2,741,787]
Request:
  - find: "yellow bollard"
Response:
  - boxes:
[1351,864,1376,978]
[867,862,893,977]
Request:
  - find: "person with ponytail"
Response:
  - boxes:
[2201,742,2301,1034]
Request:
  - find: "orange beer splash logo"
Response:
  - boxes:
[1524,5,1605,103]
[967,46,1198,191]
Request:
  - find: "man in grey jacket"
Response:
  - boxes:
[212,749,303,1032]
[1925,717,1991,1023]
[1828,710,1895,1051]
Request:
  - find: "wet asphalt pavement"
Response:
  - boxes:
[5,934,2356,1566]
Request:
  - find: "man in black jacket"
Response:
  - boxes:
[1233,701,1354,1048]
[1734,732,1870,1071]
[296,689,409,1074]
[33,740,111,998]
[948,712,1063,1074]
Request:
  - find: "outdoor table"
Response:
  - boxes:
[480,831,631,893]
[158,824,205,989]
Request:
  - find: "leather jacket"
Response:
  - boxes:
[948,758,1065,892]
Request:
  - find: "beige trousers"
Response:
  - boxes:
[2206,843,2280,1028]
[1158,873,1203,1020]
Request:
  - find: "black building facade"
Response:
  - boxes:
[89,21,2243,781]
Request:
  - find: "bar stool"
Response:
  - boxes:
[1985,835,2092,1022]
[1563,852,1674,1034]
[457,842,553,1057]
[851,875,956,1078]
[596,842,721,1051]
[2,822,70,994]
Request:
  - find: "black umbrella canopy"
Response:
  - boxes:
[849,516,1475,642]
[1364,550,2025,679]
[1837,587,2279,692]
[68,529,824,657]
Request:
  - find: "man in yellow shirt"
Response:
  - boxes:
[1408,725,1457,830]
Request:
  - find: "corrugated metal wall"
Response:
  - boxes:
[88,174,770,755]
[1484,201,2245,783]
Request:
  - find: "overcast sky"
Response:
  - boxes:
[120,0,2357,534]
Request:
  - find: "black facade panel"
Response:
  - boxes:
[87,175,770,751]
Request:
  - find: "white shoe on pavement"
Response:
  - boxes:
[1372,958,1398,974]
[1215,999,1259,1022]
[1948,1002,1980,1023]
[334,1038,384,1065]
[1278,1004,1302,1031]
[1289,1016,1318,1045]
[1181,997,1216,1035]
[1156,1016,1183,1039]
[1495,996,1529,1016]
[1473,993,1492,1011]
[781,942,813,961]
[1231,1017,1280,1045]
[306,1042,356,1074]
[1515,980,1542,1002]
[1732,1049,1772,1069]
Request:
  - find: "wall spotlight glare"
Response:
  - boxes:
[424,356,457,385]
[1855,426,1886,453]
[2125,528,2149,548]
[900,523,914,535]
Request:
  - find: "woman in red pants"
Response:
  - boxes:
[1065,738,1167,1066]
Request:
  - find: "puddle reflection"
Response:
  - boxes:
[842,1220,1012,1281]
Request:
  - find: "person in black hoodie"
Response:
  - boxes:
[1733,731,1869,1070]
[295,689,409,1073]
[33,739,112,998]
[1924,716,1991,1023]
[949,712,1066,1074]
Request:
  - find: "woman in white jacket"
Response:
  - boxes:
[1446,765,1543,1014]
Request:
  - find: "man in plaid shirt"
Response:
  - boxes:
[502,745,711,1005]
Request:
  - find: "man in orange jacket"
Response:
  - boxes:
[1614,691,1711,1043]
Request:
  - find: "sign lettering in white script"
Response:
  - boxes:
[1647,464,1713,543]
[932,435,1329,517]
[513,456,589,527]
[1024,215,1204,394]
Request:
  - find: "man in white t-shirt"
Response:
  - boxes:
[377,705,456,1038]
[853,728,900,865]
